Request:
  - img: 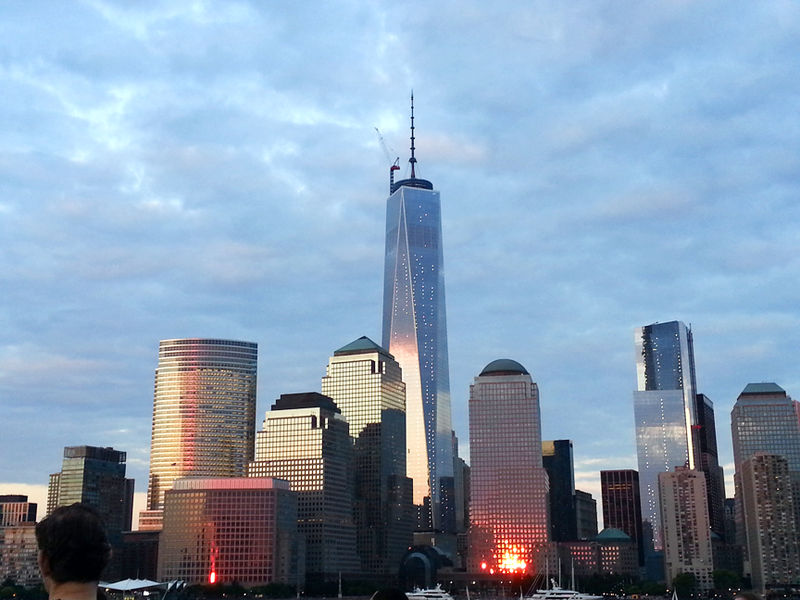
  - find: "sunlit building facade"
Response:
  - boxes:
[0,496,38,586]
[0,522,39,587]
[248,393,359,581]
[143,338,257,529]
[633,321,698,552]
[321,336,413,574]
[0,495,37,528]
[47,446,134,569]
[658,467,714,593]
[381,101,454,530]
[158,477,300,586]
[468,359,549,575]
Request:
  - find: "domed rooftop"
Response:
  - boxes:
[597,527,631,541]
[480,358,529,376]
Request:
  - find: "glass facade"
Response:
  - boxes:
[158,477,300,586]
[382,181,453,530]
[49,446,133,542]
[248,393,359,581]
[46,445,134,578]
[145,339,257,519]
[321,337,413,574]
[696,394,726,538]
[468,360,549,575]
[633,321,698,551]
[600,469,644,566]
[731,383,800,472]
[731,382,800,582]
[542,440,577,542]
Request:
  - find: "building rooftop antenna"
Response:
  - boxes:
[409,91,417,179]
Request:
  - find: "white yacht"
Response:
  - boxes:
[406,584,455,600]
[524,580,603,600]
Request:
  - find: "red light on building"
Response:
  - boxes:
[480,561,487,570]
[209,571,217,584]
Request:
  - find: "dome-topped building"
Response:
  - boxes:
[479,358,529,376]
[468,358,549,574]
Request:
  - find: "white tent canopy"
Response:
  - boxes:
[101,579,165,591]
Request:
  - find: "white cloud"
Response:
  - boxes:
[1,1,798,507]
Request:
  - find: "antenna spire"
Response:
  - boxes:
[409,91,416,178]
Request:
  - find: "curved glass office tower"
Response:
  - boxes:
[382,97,454,530]
[143,338,257,529]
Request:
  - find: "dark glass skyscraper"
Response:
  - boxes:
[542,440,577,542]
[695,393,726,538]
[47,445,134,578]
[382,96,453,530]
[633,321,698,551]
[601,469,644,566]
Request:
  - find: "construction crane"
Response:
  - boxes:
[375,127,400,194]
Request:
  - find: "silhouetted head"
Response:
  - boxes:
[35,503,111,585]
[735,594,761,600]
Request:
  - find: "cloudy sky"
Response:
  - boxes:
[2,1,799,527]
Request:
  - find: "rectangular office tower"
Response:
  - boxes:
[158,478,301,586]
[738,454,800,591]
[601,470,644,566]
[695,394,726,538]
[658,468,714,593]
[731,383,800,590]
[542,440,577,542]
[0,495,37,527]
[633,321,698,552]
[142,338,257,530]
[382,97,454,531]
[47,446,134,578]
[248,393,359,582]
[321,336,413,574]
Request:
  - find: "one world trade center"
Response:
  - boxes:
[382,95,455,531]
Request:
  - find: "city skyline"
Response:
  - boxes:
[2,2,800,529]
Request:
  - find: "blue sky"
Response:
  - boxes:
[1,1,799,527]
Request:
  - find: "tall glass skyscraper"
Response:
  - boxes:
[633,321,698,552]
[382,97,453,530]
[142,338,257,530]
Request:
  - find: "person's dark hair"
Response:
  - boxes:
[35,503,111,583]
[735,594,762,600]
